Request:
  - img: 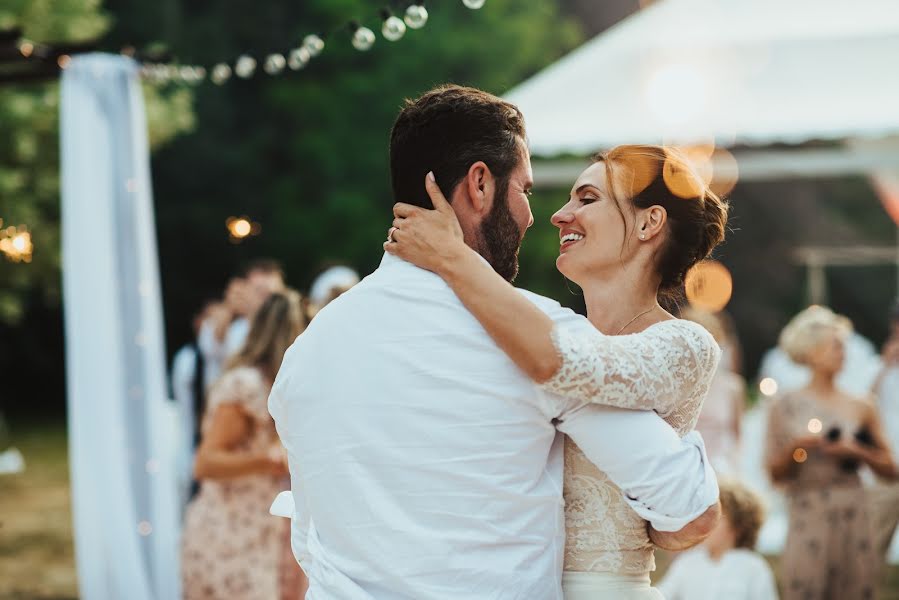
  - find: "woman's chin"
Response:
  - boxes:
[555,255,581,284]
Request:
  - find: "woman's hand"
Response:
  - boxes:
[793,434,823,451]
[384,172,469,275]
[821,439,865,461]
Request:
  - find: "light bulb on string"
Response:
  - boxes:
[381,10,407,42]
[462,0,486,8]
[211,63,232,85]
[264,53,286,75]
[288,47,311,70]
[350,22,376,51]
[235,55,257,78]
[303,34,325,57]
[404,4,429,29]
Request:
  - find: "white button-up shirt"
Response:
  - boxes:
[270,253,718,600]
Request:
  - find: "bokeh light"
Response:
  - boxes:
[793,448,808,463]
[759,377,779,397]
[226,216,260,242]
[685,260,733,311]
[0,225,34,263]
[137,521,153,536]
[709,148,739,198]
[807,418,823,434]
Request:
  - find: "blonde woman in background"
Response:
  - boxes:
[683,308,746,475]
[765,306,896,600]
[181,289,308,600]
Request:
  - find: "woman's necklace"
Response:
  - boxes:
[615,307,656,335]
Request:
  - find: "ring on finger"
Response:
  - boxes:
[387,226,398,243]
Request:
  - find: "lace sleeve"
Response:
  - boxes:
[541,320,720,418]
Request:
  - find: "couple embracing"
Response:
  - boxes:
[269,84,729,599]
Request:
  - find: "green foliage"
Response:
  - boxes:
[0,0,195,323]
[141,0,583,345]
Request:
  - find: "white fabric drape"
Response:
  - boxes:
[61,53,181,600]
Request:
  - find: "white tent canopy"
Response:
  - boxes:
[505,0,899,156]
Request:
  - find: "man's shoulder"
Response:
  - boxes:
[515,288,583,326]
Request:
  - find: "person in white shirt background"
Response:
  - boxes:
[198,259,285,387]
[658,479,778,600]
[270,84,721,600]
[307,265,360,315]
[871,300,899,582]
[170,298,221,506]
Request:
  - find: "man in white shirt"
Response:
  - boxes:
[871,301,899,574]
[270,85,719,599]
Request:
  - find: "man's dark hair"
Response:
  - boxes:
[891,299,899,323]
[390,84,526,209]
[237,258,284,280]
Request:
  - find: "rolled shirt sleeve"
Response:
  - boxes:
[555,400,719,532]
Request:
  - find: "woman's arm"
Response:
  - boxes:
[825,402,897,479]
[386,173,718,414]
[386,173,564,383]
[194,403,287,480]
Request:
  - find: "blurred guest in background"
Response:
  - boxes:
[765,306,896,600]
[181,289,307,600]
[171,299,220,507]
[870,300,899,578]
[307,264,360,316]
[198,259,285,386]
[683,307,746,474]
[659,479,777,600]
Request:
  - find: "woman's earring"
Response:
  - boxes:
[639,234,646,240]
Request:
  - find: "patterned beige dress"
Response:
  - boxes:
[181,367,290,600]
[543,319,721,599]
[764,391,877,600]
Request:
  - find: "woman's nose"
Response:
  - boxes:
[551,201,575,228]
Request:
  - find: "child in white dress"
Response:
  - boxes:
[659,479,778,600]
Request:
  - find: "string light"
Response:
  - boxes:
[404,4,429,29]
[288,47,311,71]
[381,10,407,42]
[33,3,443,86]
[462,0,487,8]
[302,34,325,57]
[211,63,232,85]
[263,54,286,75]
[351,23,376,51]
[235,55,257,79]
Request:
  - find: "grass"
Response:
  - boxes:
[2,419,898,599]
[1,419,77,600]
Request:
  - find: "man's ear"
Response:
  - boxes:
[463,161,495,217]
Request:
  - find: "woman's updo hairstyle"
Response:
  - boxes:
[779,305,852,365]
[593,145,729,294]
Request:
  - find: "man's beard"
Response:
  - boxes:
[478,178,524,282]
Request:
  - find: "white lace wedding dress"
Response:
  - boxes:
[542,319,721,599]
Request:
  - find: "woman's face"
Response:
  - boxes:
[806,332,846,376]
[551,162,640,285]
